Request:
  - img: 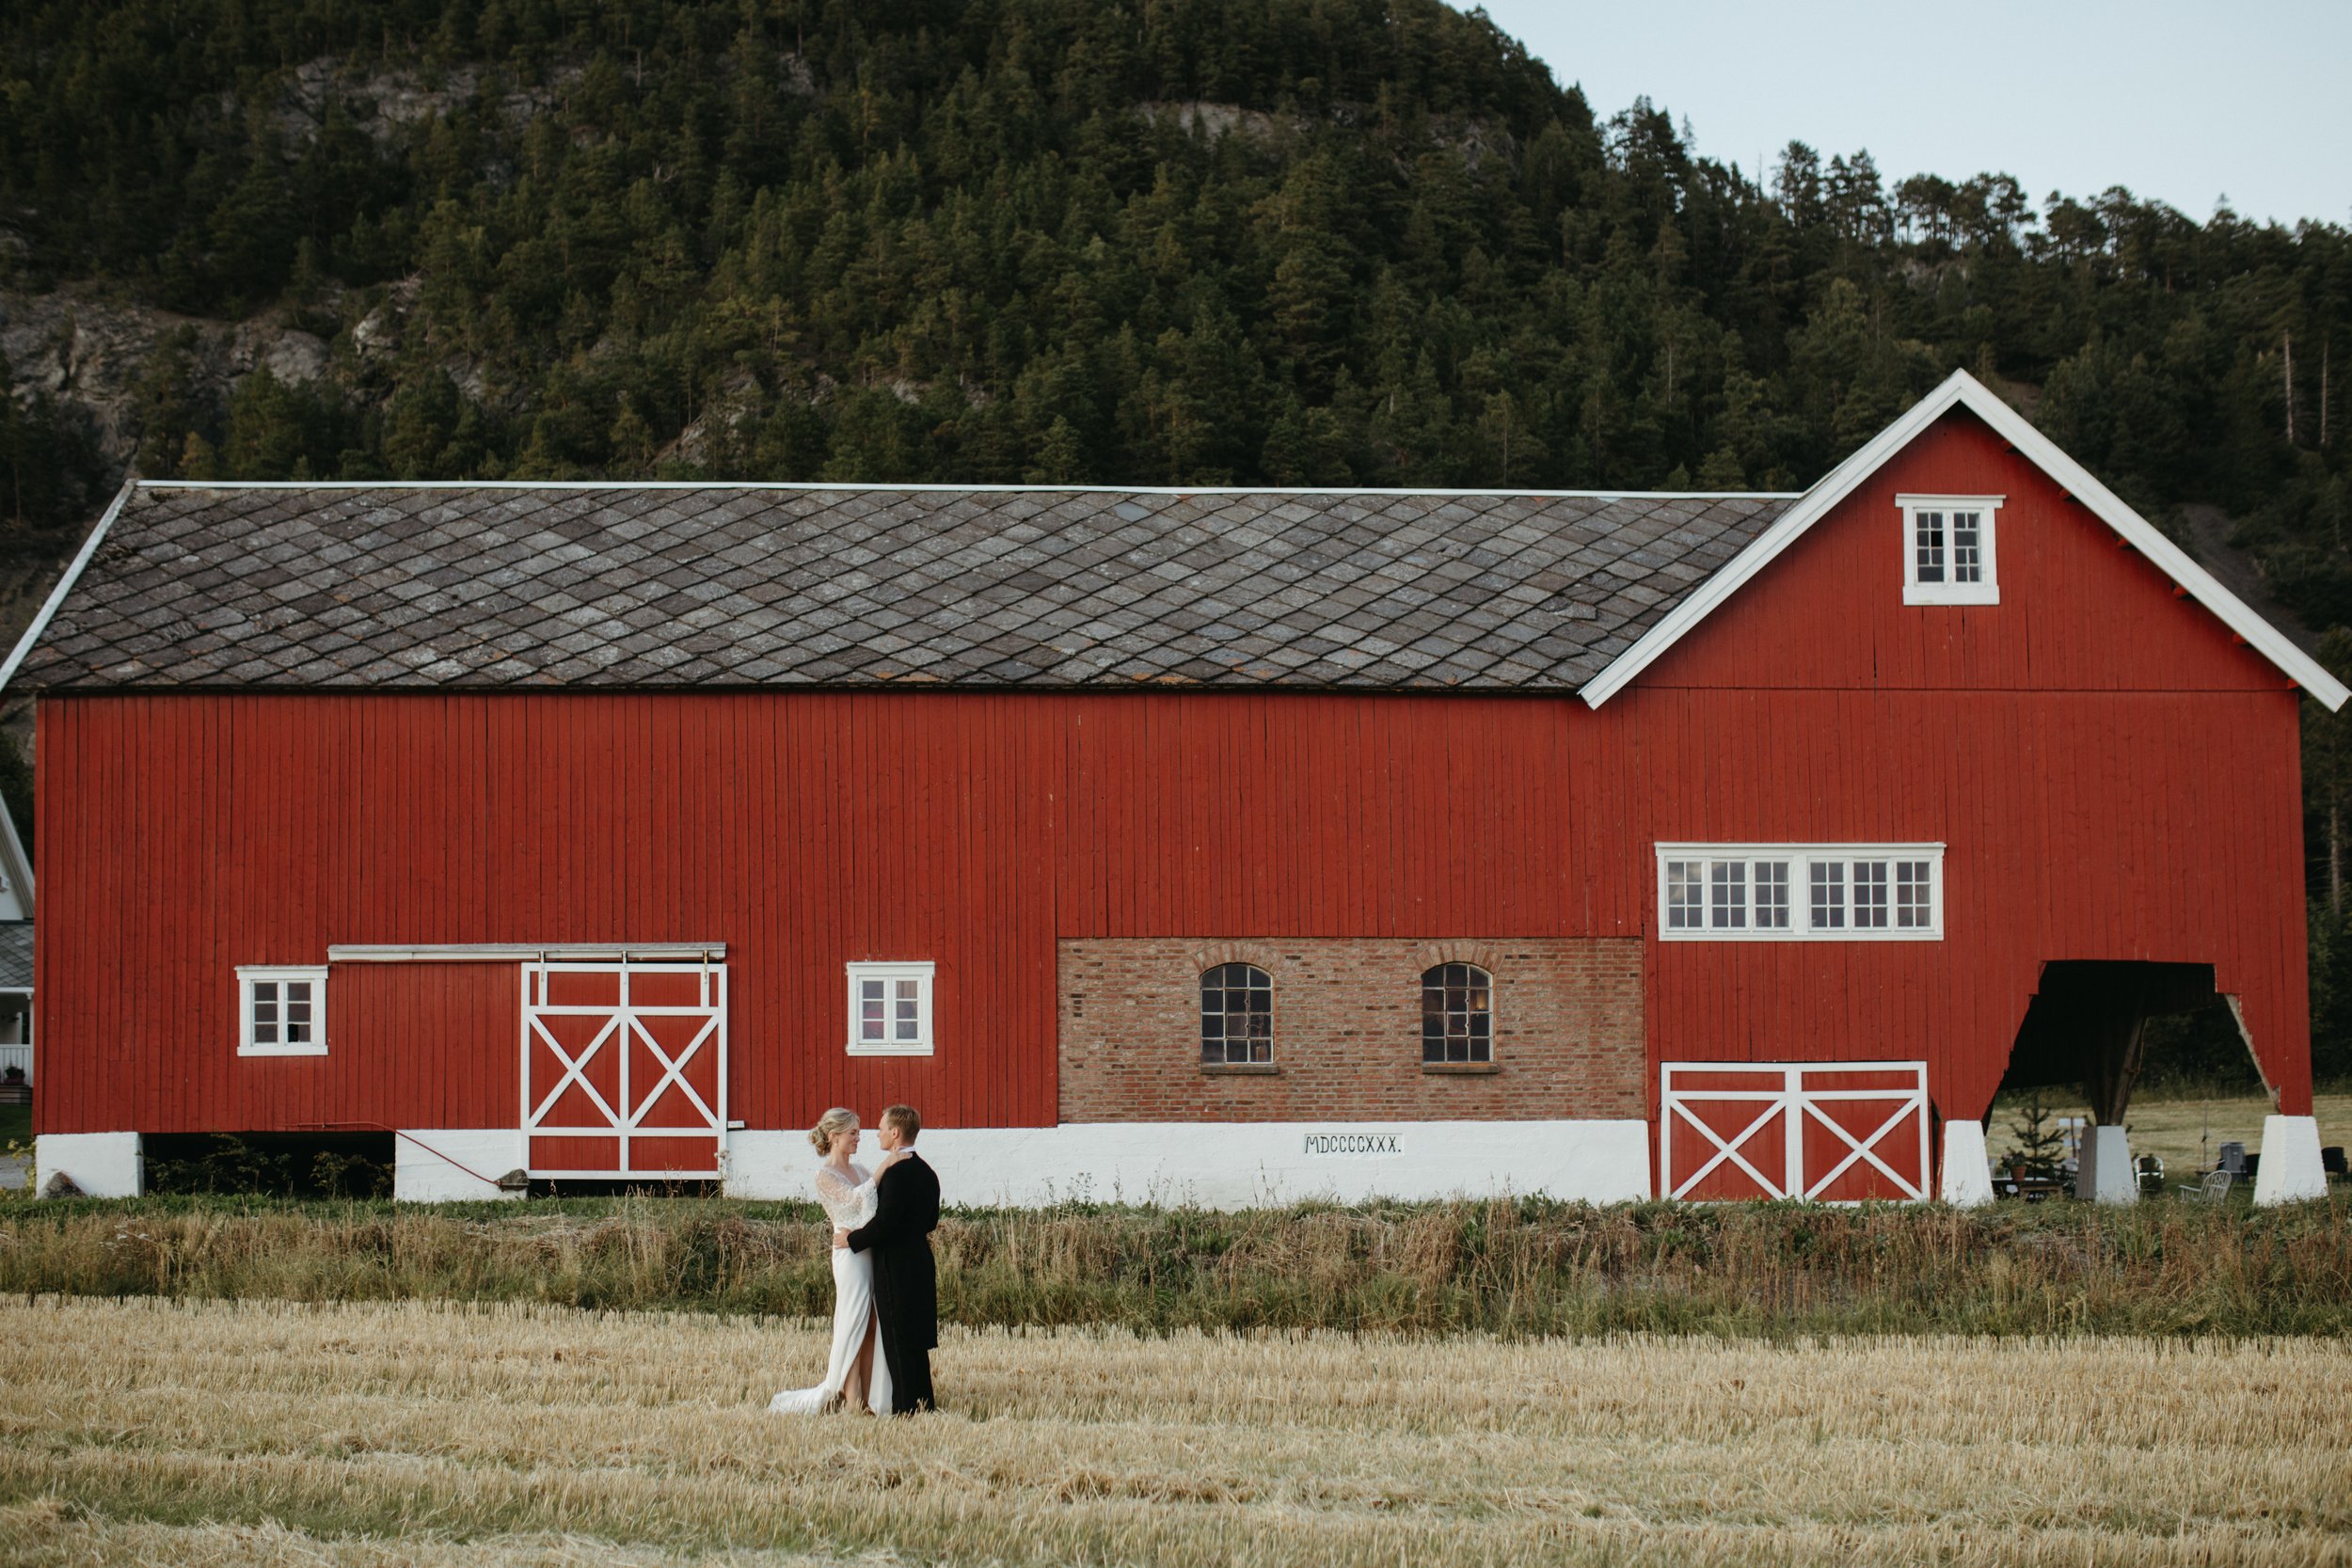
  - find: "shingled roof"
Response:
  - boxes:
[11,483,1794,693]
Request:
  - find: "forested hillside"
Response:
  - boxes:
[3,0,2351,1071]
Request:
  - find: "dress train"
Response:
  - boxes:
[769,1163,893,1415]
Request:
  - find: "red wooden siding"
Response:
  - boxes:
[34,684,2311,1139]
[1640,409,2297,697]
[28,405,2316,1140]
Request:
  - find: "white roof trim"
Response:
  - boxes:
[0,479,136,696]
[1578,371,2350,712]
[327,942,726,962]
[134,479,1800,500]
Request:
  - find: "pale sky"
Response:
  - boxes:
[1470,0,2351,228]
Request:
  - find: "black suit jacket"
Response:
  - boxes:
[846,1151,940,1351]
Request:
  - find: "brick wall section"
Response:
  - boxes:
[1057,938,1645,1122]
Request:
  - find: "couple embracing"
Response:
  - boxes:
[769,1103,939,1417]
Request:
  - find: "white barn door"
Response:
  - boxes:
[521,961,727,1179]
[1661,1061,1930,1202]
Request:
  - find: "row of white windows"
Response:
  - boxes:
[239,838,1944,1053]
[240,959,1480,1064]
[235,960,941,1057]
[1657,845,1944,941]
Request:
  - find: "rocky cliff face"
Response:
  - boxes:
[0,285,342,662]
[2,288,333,477]
[0,276,431,726]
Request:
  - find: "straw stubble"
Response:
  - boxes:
[0,1296,2345,1566]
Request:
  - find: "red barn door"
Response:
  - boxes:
[1661,1061,1930,1202]
[521,961,727,1179]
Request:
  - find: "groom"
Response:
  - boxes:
[834,1102,938,1413]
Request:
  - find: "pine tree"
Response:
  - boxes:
[1997,1091,2070,1182]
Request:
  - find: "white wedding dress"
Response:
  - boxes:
[769,1161,893,1415]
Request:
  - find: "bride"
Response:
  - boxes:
[769,1108,911,1415]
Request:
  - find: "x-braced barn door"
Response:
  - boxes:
[522,961,727,1179]
[1660,1061,1930,1202]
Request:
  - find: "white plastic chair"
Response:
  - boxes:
[2174,1168,2231,1202]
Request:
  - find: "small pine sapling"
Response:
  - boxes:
[1999,1090,2070,1180]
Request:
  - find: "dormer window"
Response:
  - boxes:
[1899,495,2001,605]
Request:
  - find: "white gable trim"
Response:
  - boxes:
[0,479,137,696]
[1578,371,2350,712]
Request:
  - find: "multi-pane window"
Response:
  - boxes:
[845,961,934,1055]
[1809,861,1845,929]
[1421,963,1493,1064]
[1900,495,2001,605]
[1895,860,1934,929]
[1852,860,1889,927]
[1665,862,1705,929]
[1667,856,1792,931]
[1658,846,1944,941]
[1708,860,1746,928]
[1914,508,1947,582]
[1753,861,1791,929]
[238,966,328,1055]
[1200,963,1273,1064]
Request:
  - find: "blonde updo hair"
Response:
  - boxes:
[809,1107,859,1156]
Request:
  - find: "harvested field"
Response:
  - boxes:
[1,1297,2347,1566]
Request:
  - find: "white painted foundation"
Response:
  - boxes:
[2074,1123,2137,1204]
[392,1129,526,1202]
[2252,1115,2327,1206]
[34,1132,142,1197]
[1938,1119,1994,1207]
[726,1119,1652,1209]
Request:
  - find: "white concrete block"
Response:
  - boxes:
[35,1132,142,1197]
[1938,1119,1994,1207]
[2074,1123,2137,1204]
[2252,1114,2327,1206]
[724,1129,821,1200]
[393,1129,525,1202]
[731,1119,1651,1209]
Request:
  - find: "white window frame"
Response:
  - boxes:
[1656,845,1945,942]
[845,961,935,1056]
[237,965,328,1055]
[1898,494,2001,606]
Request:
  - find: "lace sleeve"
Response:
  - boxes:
[813,1164,880,1227]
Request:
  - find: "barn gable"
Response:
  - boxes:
[1580,370,2351,711]
[1619,407,2307,697]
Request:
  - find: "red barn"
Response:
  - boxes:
[12,372,2341,1206]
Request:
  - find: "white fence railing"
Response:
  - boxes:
[0,1043,29,1084]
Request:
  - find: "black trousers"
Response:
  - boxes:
[878,1315,934,1414]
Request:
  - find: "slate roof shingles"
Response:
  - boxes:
[15,485,1791,693]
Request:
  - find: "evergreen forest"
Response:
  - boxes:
[4,0,2352,1075]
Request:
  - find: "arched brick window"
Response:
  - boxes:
[1200,962,1272,1064]
[1422,962,1492,1064]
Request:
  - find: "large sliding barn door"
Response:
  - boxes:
[521,961,727,1179]
[1661,1061,1930,1202]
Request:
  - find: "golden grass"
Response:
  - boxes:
[1,1295,2345,1567]
[8,1191,2351,1338]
